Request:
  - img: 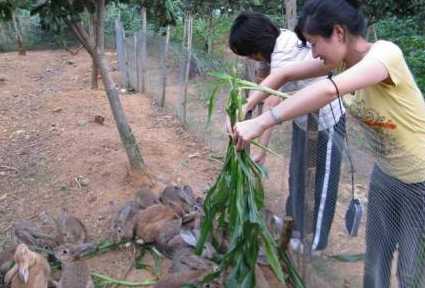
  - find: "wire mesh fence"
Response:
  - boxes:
[0,13,417,287]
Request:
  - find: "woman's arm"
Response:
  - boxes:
[234,57,390,150]
[245,59,331,111]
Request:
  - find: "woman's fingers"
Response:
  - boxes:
[234,122,249,151]
[233,118,265,151]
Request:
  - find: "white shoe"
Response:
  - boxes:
[289,238,304,253]
[289,238,323,256]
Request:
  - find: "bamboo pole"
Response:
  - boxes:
[160,25,170,107]
[180,10,193,125]
[139,6,147,93]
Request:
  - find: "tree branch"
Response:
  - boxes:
[63,17,94,57]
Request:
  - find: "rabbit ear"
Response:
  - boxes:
[39,211,58,226]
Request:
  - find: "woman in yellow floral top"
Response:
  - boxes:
[230,0,425,287]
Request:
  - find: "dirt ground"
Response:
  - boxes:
[0,49,377,287]
[0,49,226,283]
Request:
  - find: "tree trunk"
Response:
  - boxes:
[96,2,105,56]
[367,24,378,42]
[94,52,145,172]
[284,0,297,31]
[89,14,98,89]
[66,1,145,172]
[160,25,170,107]
[96,0,144,171]
[11,10,25,56]
[206,15,213,55]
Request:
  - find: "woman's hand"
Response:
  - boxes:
[233,118,266,151]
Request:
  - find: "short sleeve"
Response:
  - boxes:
[364,41,404,86]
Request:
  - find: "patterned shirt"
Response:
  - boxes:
[343,40,425,183]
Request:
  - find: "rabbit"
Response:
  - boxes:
[134,203,181,244]
[160,185,199,216]
[0,245,17,274]
[111,200,141,242]
[54,242,95,288]
[56,209,88,245]
[13,220,60,252]
[4,244,50,288]
[135,185,159,209]
[154,248,215,288]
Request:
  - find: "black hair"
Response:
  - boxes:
[229,12,280,63]
[295,0,366,46]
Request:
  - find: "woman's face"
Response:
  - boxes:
[304,26,347,67]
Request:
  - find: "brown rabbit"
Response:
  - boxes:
[111,201,141,242]
[135,185,159,209]
[134,203,180,244]
[54,243,95,288]
[57,209,88,245]
[4,244,50,288]
[155,248,215,288]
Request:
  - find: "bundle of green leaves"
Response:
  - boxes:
[195,72,303,288]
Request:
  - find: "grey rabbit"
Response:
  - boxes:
[56,209,88,245]
[54,242,96,288]
[160,185,200,215]
[13,220,60,252]
[111,201,141,242]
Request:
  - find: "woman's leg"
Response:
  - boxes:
[286,122,306,240]
[312,115,345,251]
[397,181,425,287]
[363,165,400,288]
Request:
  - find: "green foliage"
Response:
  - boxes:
[105,2,140,34]
[0,1,13,21]
[146,0,181,28]
[375,17,425,93]
[362,0,425,26]
[197,73,295,288]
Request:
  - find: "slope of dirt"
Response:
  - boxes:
[0,49,221,280]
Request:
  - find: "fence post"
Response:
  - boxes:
[179,10,193,125]
[139,6,147,93]
[114,19,129,89]
[160,25,170,107]
[301,111,319,284]
[134,32,139,92]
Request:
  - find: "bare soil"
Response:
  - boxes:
[0,49,374,287]
[0,49,221,283]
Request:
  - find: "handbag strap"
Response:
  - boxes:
[328,73,356,200]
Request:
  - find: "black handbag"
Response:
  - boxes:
[345,197,363,237]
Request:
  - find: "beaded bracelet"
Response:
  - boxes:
[269,107,283,125]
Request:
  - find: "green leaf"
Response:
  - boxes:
[206,82,222,127]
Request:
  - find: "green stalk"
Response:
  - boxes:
[92,272,157,287]
[250,140,282,158]
[200,71,305,288]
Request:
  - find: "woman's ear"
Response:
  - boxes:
[334,24,346,42]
